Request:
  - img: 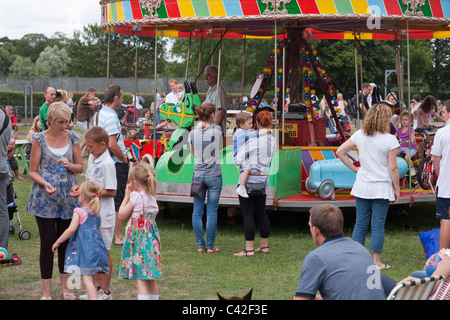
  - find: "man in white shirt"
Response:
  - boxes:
[431,99,450,249]
[203,65,228,136]
[165,79,179,105]
[131,91,142,110]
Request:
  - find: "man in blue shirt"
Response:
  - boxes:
[95,84,129,251]
[294,204,388,300]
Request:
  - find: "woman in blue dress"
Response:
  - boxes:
[28,102,84,300]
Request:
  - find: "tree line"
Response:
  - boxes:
[1,23,449,98]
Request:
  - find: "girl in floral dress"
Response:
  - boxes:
[118,162,162,300]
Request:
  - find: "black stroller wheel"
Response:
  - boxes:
[19,230,30,240]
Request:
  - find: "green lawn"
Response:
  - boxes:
[0,173,439,300]
[0,124,440,300]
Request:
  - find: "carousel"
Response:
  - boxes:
[99,0,450,210]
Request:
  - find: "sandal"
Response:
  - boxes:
[255,246,270,254]
[197,247,207,253]
[233,249,255,257]
[207,247,220,254]
[61,292,77,300]
[376,263,392,271]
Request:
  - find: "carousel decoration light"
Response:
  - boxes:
[300,44,343,123]
[248,43,284,113]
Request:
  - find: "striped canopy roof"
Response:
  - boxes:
[100,0,450,39]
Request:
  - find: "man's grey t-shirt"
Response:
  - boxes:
[295,236,386,300]
[188,125,222,177]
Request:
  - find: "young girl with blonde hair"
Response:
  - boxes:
[52,180,109,300]
[118,162,162,300]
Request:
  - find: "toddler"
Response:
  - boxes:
[233,112,270,198]
[52,181,109,300]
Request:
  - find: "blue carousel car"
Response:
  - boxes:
[305,157,408,200]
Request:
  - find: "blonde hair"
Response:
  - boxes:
[31,115,42,132]
[47,102,72,125]
[57,89,68,101]
[129,162,157,196]
[79,180,102,216]
[361,103,392,136]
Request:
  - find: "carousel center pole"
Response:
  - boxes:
[354,32,360,130]
[196,32,203,89]
[107,29,111,86]
[153,26,158,158]
[185,31,192,81]
[240,35,246,112]
[406,22,413,203]
[133,35,139,123]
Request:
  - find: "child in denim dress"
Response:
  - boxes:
[52,181,109,300]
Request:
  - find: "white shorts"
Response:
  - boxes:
[102,227,114,250]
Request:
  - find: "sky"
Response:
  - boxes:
[0,0,102,40]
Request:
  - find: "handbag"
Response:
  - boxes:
[246,182,266,196]
[190,169,206,198]
[190,179,205,197]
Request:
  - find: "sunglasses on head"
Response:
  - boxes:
[114,85,121,97]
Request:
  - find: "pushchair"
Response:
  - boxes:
[124,106,139,126]
[6,169,30,240]
[8,202,30,240]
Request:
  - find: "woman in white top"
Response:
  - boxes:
[337,103,400,270]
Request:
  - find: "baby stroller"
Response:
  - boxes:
[8,202,30,240]
[6,162,30,240]
[124,106,139,126]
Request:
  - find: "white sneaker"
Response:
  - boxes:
[236,185,249,198]
[410,168,416,176]
[97,289,112,300]
[79,289,112,300]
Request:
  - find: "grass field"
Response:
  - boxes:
[0,124,441,300]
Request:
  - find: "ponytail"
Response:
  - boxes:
[80,180,103,216]
[195,103,216,123]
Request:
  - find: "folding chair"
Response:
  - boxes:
[387,275,445,300]
[432,277,450,300]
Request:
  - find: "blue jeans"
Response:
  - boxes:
[353,197,390,253]
[192,175,222,249]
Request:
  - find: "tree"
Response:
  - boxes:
[14,33,49,63]
[9,56,37,78]
[0,42,16,76]
[424,38,450,97]
[65,24,167,78]
[35,45,70,77]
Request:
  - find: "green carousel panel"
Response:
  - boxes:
[155,145,302,200]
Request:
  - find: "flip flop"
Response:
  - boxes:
[197,247,207,253]
[207,247,220,254]
[255,246,270,254]
[233,249,255,257]
[376,263,392,271]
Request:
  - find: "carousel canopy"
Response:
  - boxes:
[100,0,450,39]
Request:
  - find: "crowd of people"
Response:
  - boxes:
[1,68,450,300]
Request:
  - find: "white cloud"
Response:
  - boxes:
[0,0,101,39]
